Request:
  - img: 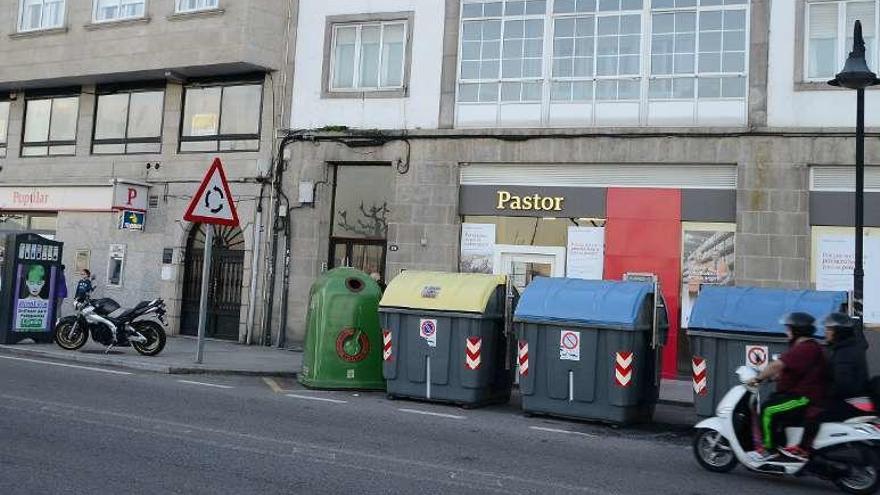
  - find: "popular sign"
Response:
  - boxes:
[559,330,580,361]
[184,158,240,227]
[745,345,769,370]
[419,319,437,348]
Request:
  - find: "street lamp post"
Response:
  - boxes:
[829,20,880,328]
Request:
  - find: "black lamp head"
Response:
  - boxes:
[829,20,880,89]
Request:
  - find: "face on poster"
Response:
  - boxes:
[14,262,55,332]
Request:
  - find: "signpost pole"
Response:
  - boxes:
[195,224,213,364]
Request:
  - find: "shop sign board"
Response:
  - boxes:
[119,210,145,231]
[112,183,148,212]
[0,186,113,211]
[566,227,604,280]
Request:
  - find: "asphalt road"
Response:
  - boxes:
[0,355,834,494]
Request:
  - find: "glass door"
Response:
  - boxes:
[330,238,387,282]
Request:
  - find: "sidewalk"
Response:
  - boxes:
[0,336,300,377]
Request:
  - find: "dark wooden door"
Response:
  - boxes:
[181,224,245,340]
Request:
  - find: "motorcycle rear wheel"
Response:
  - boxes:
[834,446,880,495]
[131,321,166,357]
[693,428,738,473]
[54,320,88,350]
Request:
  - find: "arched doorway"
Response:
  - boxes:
[180,223,245,340]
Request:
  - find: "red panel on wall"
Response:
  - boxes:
[604,188,682,379]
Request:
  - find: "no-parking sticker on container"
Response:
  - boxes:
[420,319,438,348]
[559,330,581,361]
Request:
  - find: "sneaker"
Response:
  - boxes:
[747,450,776,463]
[778,446,809,462]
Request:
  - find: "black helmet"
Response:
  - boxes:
[780,312,817,337]
[824,312,855,329]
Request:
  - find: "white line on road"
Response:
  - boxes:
[285,393,348,404]
[177,380,234,389]
[0,355,133,375]
[529,426,597,438]
[398,408,465,420]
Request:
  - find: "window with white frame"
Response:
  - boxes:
[457,0,749,125]
[330,21,408,92]
[19,0,66,32]
[93,0,145,22]
[175,0,217,13]
[806,1,877,81]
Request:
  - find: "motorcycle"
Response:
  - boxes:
[694,365,880,494]
[54,288,167,357]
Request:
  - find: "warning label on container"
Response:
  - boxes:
[420,319,438,348]
[559,330,581,361]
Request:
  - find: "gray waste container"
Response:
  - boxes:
[514,277,668,425]
[379,271,515,407]
[687,286,847,417]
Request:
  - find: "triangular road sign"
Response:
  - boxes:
[184,158,240,227]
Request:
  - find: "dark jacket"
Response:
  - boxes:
[828,334,870,400]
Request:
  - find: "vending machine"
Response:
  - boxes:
[0,233,64,344]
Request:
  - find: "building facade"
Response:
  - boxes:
[281,0,880,377]
[0,0,294,344]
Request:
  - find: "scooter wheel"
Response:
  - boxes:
[693,428,738,473]
[833,446,880,495]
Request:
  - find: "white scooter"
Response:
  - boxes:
[694,366,880,494]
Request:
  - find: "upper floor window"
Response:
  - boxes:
[19,0,66,32]
[93,0,146,22]
[457,0,748,127]
[93,87,164,155]
[0,101,9,158]
[805,1,877,81]
[180,81,262,152]
[176,0,218,13]
[23,94,79,157]
[329,20,409,93]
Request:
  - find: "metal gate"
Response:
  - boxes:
[181,224,245,340]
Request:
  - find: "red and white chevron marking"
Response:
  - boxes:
[614,351,634,387]
[518,340,529,376]
[465,337,482,370]
[692,357,708,396]
[382,330,393,362]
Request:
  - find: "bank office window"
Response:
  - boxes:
[19,0,66,32]
[93,0,146,22]
[176,0,218,13]
[0,99,10,158]
[329,20,408,93]
[806,1,878,81]
[457,0,748,126]
[180,81,262,152]
[93,85,164,154]
[0,213,58,233]
[22,93,80,157]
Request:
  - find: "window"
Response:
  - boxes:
[180,82,262,152]
[330,21,408,92]
[93,0,145,22]
[457,0,748,125]
[0,101,10,158]
[22,94,79,157]
[19,0,65,31]
[175,0,218,13]
[93,88,164,154]
[805,1,877,81]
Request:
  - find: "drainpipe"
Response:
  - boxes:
[277,191,292,349]
[245,186,264,344]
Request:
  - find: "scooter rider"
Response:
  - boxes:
[800,313,870,455]
[747,312,828,462]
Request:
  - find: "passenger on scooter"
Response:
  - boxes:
[747,312,828,463]
[801,313,870,455]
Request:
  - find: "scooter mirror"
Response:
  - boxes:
[735,365,759,384]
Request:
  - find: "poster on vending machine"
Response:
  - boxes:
[13,263,55,332]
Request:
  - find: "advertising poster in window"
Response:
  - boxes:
[815,234,880,324]
[13,263,55,332]
[190,114,218,136]
[565,227,604,280]
[681,229,735,327]
[460,223,496,274]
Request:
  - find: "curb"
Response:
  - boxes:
[0,345,298,378]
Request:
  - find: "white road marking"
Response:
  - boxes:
[285,393,348,404]
[529,426,597,438]
[177,380,233,389]
[398,408,465,420]
[0,355,132,375]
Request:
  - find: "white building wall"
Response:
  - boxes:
[290,0,445,130]
[768,0,880,127]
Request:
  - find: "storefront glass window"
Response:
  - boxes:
[332,166,393,239]
[464,216,603,246]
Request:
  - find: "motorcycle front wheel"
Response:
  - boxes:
[131,321,166,357]
[693,428,738,473]
[54,320,88,350]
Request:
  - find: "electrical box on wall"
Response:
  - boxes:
[298,181,315,204]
